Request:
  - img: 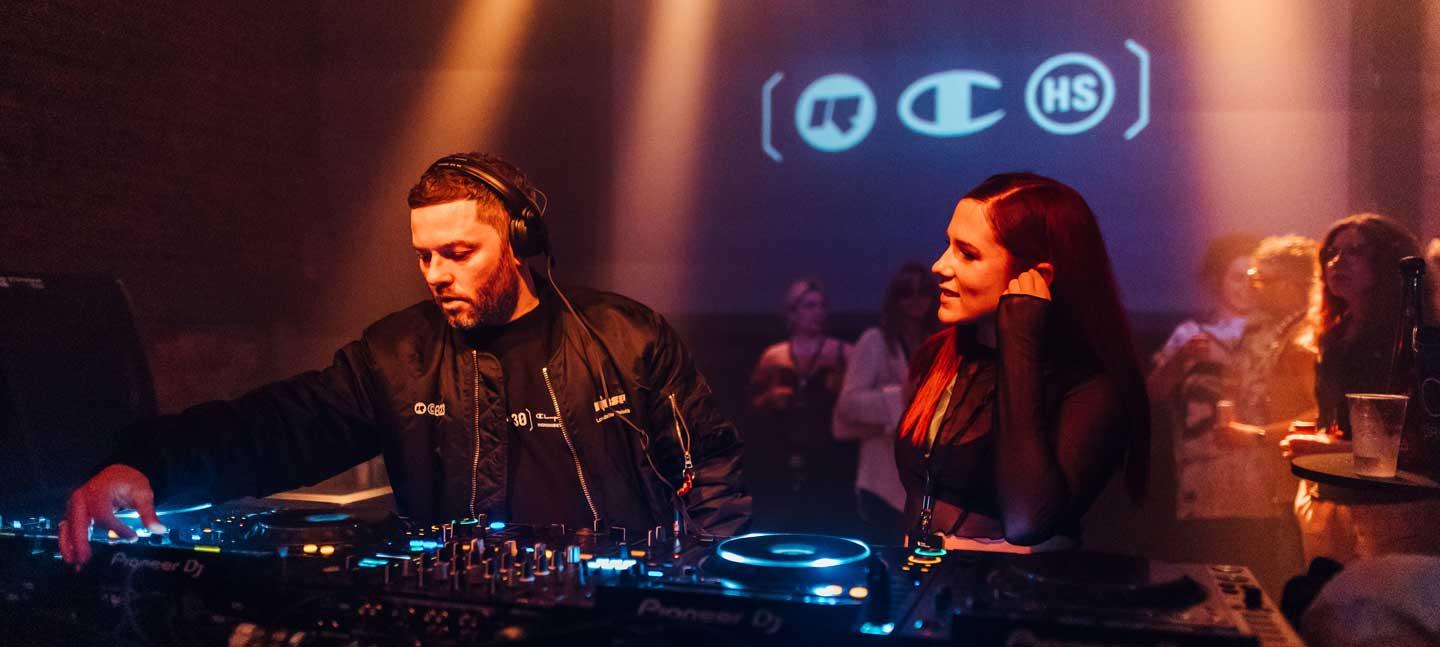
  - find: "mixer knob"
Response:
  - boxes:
[609,526,627,543]
[437,560,452,581]
[521,558,535,582]
[465,539,482,569]
[439,523,452,543]
[503,539,518,558]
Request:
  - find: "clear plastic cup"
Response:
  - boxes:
[1346,393,1408,478]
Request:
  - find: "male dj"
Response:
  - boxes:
[59,152,751,565]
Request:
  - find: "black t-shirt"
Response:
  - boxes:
[465,299,595,529]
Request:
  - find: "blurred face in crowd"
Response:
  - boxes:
[1248,259,1311,316]
[788,290,827,336]
[411,200,522,330]
[898,279,936,322]
[1323,227,1375,307]
[1220,255,1257,315]
[933,198,1014,325]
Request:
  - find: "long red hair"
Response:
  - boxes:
[898,173,1151,501]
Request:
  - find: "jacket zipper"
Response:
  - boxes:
[542,366,601,526]
[469,350,482,519]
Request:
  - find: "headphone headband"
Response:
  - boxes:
[429,155,550,258]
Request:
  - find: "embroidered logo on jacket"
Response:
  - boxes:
[593,393,631,423]
[413,402,446,417]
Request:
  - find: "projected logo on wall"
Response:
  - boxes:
[761,40,1150,162]
[793,74,877,152]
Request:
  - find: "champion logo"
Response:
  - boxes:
[413,402,446,417]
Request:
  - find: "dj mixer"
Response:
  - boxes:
[0,502,1306,646]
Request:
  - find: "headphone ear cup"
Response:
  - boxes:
[510,210,531,258]
[511,208,550,258]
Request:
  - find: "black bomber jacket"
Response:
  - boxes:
[112,285,752,536]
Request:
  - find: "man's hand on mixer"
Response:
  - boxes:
[58,464,165,567]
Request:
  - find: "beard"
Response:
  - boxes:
[442,262,522,331]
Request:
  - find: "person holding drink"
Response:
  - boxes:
[1284,214,1440,565]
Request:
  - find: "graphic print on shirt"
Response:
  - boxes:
[508,406,562,431]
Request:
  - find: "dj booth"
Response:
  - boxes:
[1,502,1304,646]
[0,274,1304,646]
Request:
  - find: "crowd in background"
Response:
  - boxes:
[747,269,938,543]
[742,212,1440,643]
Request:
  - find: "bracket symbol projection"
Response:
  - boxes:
[1124,39,1150,140]
[762,72,784,162]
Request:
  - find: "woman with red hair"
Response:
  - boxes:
[896,173,1149,551]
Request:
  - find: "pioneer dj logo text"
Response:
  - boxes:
[413,402,446,417]
[635,598,784,635]
[110,552,206,579]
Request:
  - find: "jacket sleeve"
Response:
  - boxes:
[834,328,907,439]
[108,340,385,506]
[643,313,753,537]
[993,295,1127,545]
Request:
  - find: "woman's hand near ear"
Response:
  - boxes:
[1004,263,1054,301]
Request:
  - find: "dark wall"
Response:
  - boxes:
[2,1,328,408]
[2,1,616,411]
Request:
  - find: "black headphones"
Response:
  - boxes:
[428,155,551,258]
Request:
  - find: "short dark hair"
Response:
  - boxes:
[1198,233,1263,296]
[406,152,542,240]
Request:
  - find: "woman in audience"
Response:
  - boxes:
[1147,233,1261,403]
[1166,235,1317,595]
[1283,214,1439,565]
[750,279,854,533]
[834,262,939,543]
[895,172,1148,551]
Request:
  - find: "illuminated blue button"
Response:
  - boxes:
[488,521,506,531]
[859,622,895,636]
[811,584,843,597]
[303,513,350,523]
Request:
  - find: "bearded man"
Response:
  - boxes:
[59,152,750,565]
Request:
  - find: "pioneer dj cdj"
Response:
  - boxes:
[0,501,1305,646]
